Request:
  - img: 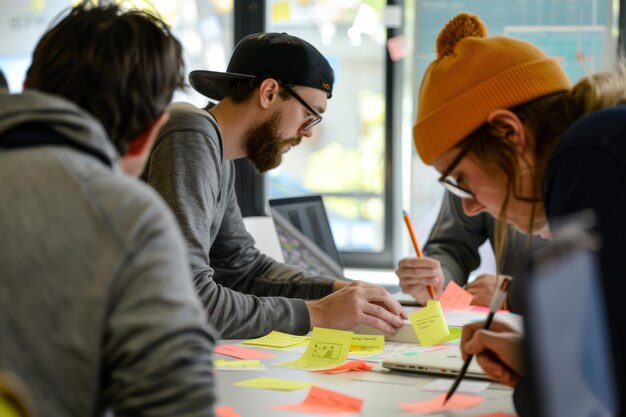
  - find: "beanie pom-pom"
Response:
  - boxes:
[436,13,487,58]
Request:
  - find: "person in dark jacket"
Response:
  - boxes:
[412,12,626,416]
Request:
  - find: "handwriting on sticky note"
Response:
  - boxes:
[215,405,241,417]
[399,393,483,412]
[350,334,385,355]
[274,386,364,415]
[234,377,311,391]
[409,300,450,346]
[439,281,474,310]
[275,327,353,370]
[215,344,275,360]
[313,360,374,374]
[242,330,309,348]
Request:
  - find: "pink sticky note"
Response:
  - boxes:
[215,405,241,417]
[387,34,406,61]
[274,386,364,415]
[313,360,374,374]
[215,344,275,360]
[439,281,474,310]
[399,393,483,413]
[470,306,509,314]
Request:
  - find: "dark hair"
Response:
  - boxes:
[224,78,290,104]
[0,68,8,92]
[26,2,184,154]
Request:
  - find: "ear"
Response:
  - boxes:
[257,78,281,110]
[120,113,169,177]
[126,113,169,157]
[486,109,527,153]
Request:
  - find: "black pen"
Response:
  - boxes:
[443,275,512,404]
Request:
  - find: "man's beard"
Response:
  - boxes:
[244,112,301,173]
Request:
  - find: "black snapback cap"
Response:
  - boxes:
[189,32,334,100]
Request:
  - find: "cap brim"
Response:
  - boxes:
[189,70,258,101]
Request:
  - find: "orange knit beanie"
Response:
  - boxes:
[413,13,571,165]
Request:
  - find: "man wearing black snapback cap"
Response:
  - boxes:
[142,32,406,339]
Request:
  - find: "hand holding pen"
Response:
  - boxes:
[402,210,437,300]
[444,275,513,403]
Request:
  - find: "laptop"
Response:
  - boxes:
[381,344,489,380]
[524,220,617,417]
[269,195,344,278]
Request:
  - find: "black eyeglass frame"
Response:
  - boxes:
[277,81,323,130]
[437,140,475,199]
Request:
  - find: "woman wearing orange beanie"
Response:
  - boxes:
[415,13,626,416]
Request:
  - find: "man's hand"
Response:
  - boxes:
[466,274,498,307]
[460,320,524,387]
[306,281,407,335]
[395,257,445,304]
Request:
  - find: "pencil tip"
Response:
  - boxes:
[402,209,408,216]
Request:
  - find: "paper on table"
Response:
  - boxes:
[234,377,311,391]
[242,330,309,348]
[313,360,374,374]
[215,405,241,417]
[349,334,385,356]
[399,393,483,413]
[408,300,450,346]
[213,359,267,371]
[275,327,352,371]
[421,378,490,394]
[274,386,364,415]
[439,281,474,310]
[215,344,276,360]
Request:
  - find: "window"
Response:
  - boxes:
[265,0,402,267]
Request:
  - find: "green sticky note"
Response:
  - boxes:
[275,327,353,370]
[409,300,450,346]
[234,377,311,391]
[242,330,309,348]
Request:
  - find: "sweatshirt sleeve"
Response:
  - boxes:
[103,192,217,417]
[143,110,333,338]
[423,191,488,285]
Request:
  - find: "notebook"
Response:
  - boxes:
[381,346,489,380]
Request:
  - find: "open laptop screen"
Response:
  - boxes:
[269,195,343,269]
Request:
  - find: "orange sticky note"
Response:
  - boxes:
[274,386,364,415]
[439,281,474,310]
[215,405,241,417]
[399,393,483,413]
[312,360,374,374]
[215,344,275,360]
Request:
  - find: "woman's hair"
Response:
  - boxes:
[459,63,626,267]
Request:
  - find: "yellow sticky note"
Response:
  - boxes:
[214,359,266,370]
[438,327,462,343]
[234,377,311,391]
[275,327,352,370]
[271,1,291,22]
[409,300,450,346]
[242,330,309,348]
[350,334,385,356]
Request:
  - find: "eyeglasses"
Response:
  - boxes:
[438,141,475,199]
[278,82,323,130]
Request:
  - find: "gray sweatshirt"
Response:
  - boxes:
[424,191,550,312]
[0,91,217,417]
[142,102,336,339]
